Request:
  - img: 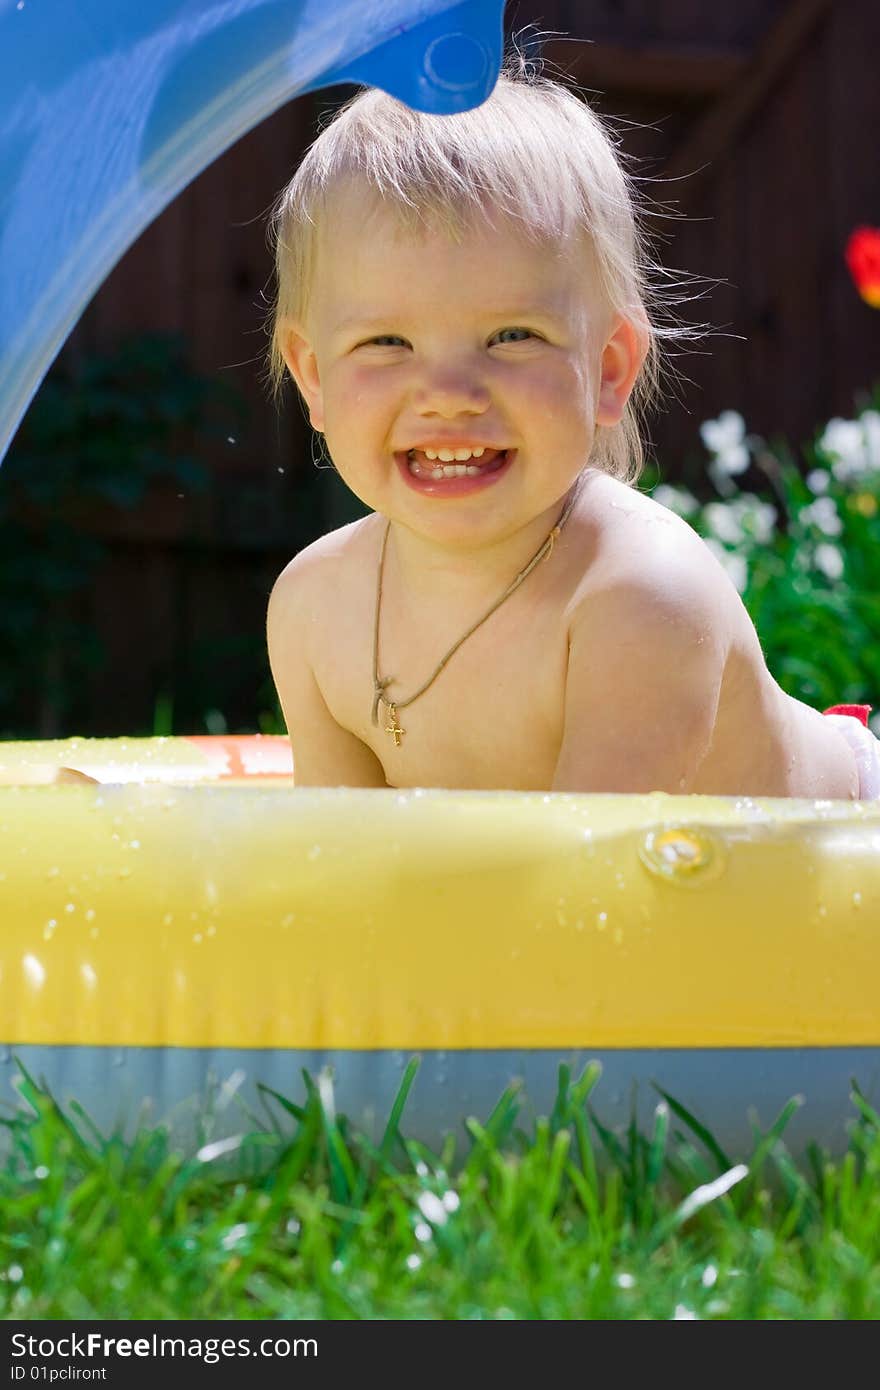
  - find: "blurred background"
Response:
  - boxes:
[4,0,879,739]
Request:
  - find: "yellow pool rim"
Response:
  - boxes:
[1,736,879,1054]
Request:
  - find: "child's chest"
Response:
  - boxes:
[316,580,571,790]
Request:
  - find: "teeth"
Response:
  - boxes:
[405,445,507,480]
[421,447,486,462]
[409,461,486,479]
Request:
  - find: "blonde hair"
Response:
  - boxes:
[266,41,712,485]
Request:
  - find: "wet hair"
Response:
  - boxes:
[265,38,712,485]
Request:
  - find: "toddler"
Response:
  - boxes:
[265,56,878,798]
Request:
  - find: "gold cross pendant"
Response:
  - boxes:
[384,702,405,747]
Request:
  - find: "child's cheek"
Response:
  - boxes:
[528,359,593,423]
[339,362,395,414]
[324,362,382,428]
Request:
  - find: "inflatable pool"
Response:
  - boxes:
[2,1,879,1159]
[1,735,879,1157]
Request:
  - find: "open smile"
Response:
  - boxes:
[394,448,515,497]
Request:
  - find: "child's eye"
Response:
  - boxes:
[492,327,536,344]
[359,328,537,349]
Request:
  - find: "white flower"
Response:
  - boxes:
[673,1304,699,1319]
[805,468,830,494]
[653,483,700,517]
[738,496,777,543]
[813,543,844,580]
[704,502,744,544]
[818,412,880,482]
[700,410,750,474]
[704,496,777,546]
[703,538,748,593]
[801,496,843,536]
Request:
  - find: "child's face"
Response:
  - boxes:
[283,186,643,548]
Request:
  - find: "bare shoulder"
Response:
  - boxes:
[267,515,377,658]
[266,514,388,788]
[568,470,740,643]
[563,472,857,797]
[269,514,376,599]
[552,474,747,792]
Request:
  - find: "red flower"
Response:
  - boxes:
[845,226,880,307]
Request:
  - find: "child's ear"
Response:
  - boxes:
[595,312,649,428]
[280,323,325,432]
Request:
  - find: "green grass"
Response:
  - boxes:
[3,1060,880,1319]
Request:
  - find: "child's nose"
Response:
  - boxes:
[413,370,491,416]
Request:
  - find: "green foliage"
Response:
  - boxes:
[3,1061,880,1319]
[646,389,880,716]
[0,335,245,737]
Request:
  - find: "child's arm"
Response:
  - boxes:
[552,559,727,795]
[267,558,388,788]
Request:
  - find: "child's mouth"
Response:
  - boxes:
[396,447,514,496]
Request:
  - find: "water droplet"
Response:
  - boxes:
[596,911,608,930]
[853,891,862,909]
[43,919,57,940]
[307,845,322,861]
[46,866,59,880]
[64,903,75,914]
[117,866,132,880]
[638,827,725,886]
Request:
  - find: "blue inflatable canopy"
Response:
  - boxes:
[0,0,504,466]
